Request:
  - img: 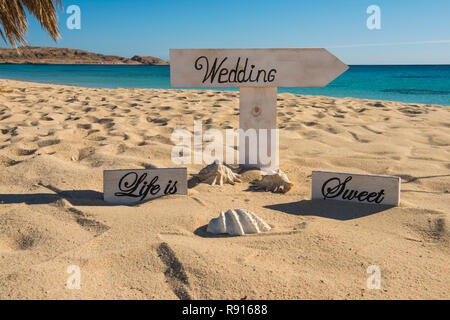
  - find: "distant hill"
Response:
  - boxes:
[130,55,168,65]
[0,46,169,65]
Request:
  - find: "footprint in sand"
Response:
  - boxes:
[103,122,115,129]
[77,146,95,160]
[83,107,96,113]
[362,125,382,135]
[0,203,110,266]
[116,144,127,154]
[371,102,385,108]
[37,139,61,148]
[399,106,426,116]
[304,121,318,127]
[407,215,448,243]
[325,126,343,134]
[157,242,191,300]
[76,123,92,130]
[0,234,39,252]
[13,148,37,156]
[96,118,115,129]
[151,118,170,126]
[88,135,107,142]
[348,131,371,143]
[87,129,100,136]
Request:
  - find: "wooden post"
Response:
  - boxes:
[239,87,278,170]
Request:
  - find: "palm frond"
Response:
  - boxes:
[0,0,62,47]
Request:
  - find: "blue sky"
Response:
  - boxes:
[14,0,450,64]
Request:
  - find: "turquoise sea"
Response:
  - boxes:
[0,64,449,105]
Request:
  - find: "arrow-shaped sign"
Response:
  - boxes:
[170,48,348,88]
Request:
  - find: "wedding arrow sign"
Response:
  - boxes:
[170,48,348,169]
[170,48,348,87]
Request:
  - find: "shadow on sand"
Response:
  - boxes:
[264,199,394,221]
[193,225,241,238]
[0,190,110,206]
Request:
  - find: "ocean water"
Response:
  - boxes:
[0,64,449,106]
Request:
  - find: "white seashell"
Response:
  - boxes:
[195,161,241,186]
[250,169,293,194]
[207,209,271,236]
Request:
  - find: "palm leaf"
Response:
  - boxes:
[0,0,62,47]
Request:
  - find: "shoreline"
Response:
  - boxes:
[0,78,447,108]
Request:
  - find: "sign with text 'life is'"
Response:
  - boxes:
[170,48,348,88]
[104,168,187,205]
[312,171,401,206]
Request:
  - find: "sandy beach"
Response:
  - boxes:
[0,78,448,299]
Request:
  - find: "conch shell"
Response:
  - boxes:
[250,170,293,193]
[195,161,241,186]
[207,209,271,236]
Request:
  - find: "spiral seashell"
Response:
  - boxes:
[195,161,241,186]
[250,170,293,193]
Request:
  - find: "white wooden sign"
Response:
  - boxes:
[170,48,348,169]
[103,168,187,205]
[170,48,348,87]
[312,171,401,206]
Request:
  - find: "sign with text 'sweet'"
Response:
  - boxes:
[312,171,401,206]
[103,168,187,205]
